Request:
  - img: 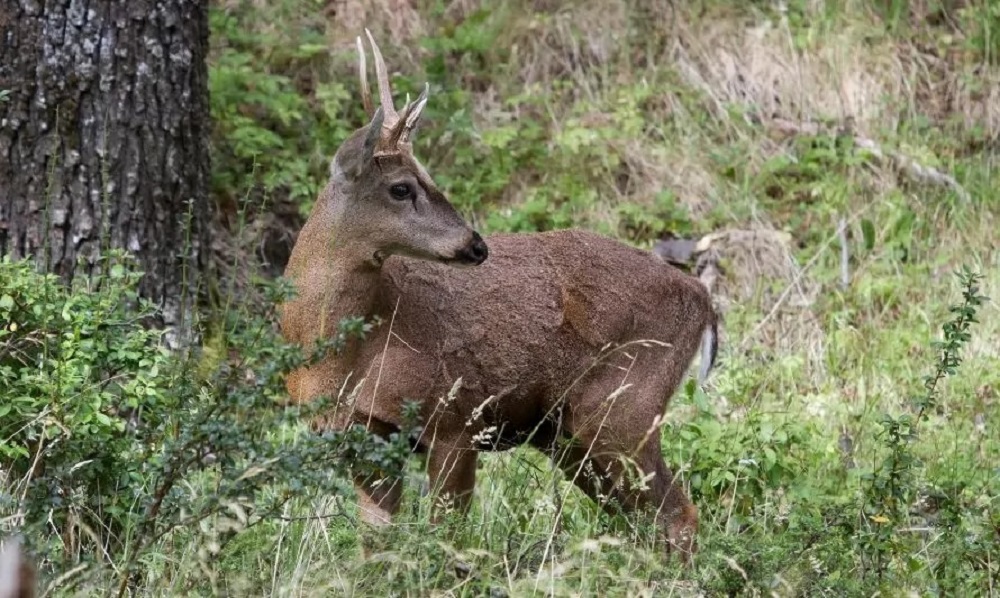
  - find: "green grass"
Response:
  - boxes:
[4,0,999,595]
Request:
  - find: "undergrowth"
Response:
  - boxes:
[0,253,414,595]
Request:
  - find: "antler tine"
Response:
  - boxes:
[356,36,373,117]
[364,28,398,125]
[401,83,429,142]
[388,82,430,147]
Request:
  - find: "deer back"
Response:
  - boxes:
[324,229,717,441]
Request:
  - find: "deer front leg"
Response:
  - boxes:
[354,472,402,527]
[425,438,478,522]
[354,473,403,559]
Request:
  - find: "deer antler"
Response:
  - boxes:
[365,29,398,128]
[356,29,429,157]
[356,36,373,117]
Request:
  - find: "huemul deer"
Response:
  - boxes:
[279,31,719,561]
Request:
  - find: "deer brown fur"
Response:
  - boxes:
[279,31,720,562]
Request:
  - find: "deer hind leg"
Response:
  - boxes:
[637,443,698,562]
[554,365,698,563]
[548,434,697,563]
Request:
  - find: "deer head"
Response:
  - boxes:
[324,30,488,268]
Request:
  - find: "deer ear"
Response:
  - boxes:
[332,106,385,181]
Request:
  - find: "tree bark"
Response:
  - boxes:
[0,0,212,346]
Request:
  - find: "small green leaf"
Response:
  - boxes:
[861,218,876,251]
[891,210,915,240]
[0,294,13,310]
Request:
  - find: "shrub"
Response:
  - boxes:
[0,252,413,592]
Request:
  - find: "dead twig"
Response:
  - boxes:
[738,207,873,352]
[764,117,971,202]
[838,216,850,290]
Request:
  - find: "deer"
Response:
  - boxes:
[0,536,35,598]
[278,30,720,562]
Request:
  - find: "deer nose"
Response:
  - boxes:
[458,231,489,265]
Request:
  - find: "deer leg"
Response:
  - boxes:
[354,473,403,526]
[353,472,403,560]
[635,443,698,562]
[425,437,477,522]
[550,433,696,562]
[554,360,698,563]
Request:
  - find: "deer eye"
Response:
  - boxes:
[389,183,412,200]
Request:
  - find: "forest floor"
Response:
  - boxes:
[196,1,1000,595]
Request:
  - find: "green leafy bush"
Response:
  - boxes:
[0,252,172,539]
[0,253,413,592]
[208,5,356,213]
[856,268,990,584]
[665,382,816,527]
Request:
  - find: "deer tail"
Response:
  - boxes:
[697,310,719,385]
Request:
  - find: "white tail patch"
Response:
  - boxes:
[698,322,717,385]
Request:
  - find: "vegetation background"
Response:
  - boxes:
[1,0,998,595]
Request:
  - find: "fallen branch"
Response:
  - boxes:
[763,117,970,202]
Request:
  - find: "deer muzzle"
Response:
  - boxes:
[452,231,489,265]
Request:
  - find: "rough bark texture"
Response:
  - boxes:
[0,0,211,345]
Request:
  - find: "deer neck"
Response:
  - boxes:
[286,192,385,344]
[315,258,382,339]
[317,237,383,340]
[281,195,387,409]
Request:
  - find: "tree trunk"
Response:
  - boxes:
[0,0,212,346]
